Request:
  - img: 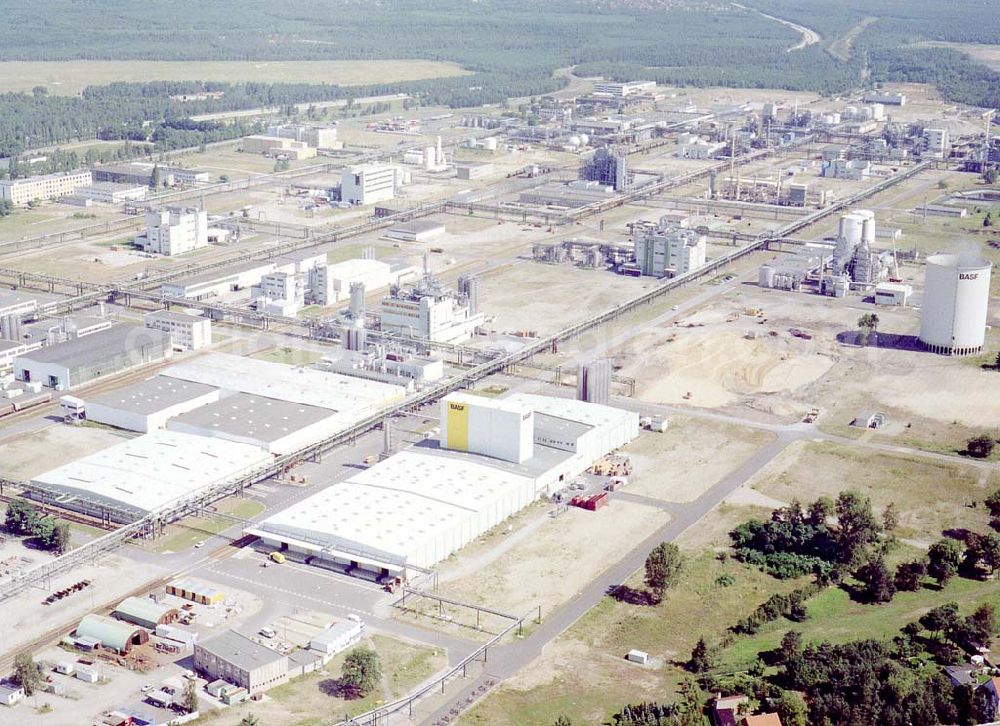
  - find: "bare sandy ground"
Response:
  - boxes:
[627,419,775,503]
[618,326,834,408]
[437,500,671,617]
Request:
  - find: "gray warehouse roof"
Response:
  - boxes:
[389,220,445,234]
[168,392,335,442]
[17,325,169,367]
[534,412,593,441]
[86,377,218,415]
[198,630,286,671]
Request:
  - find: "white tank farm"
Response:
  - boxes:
[919,252,993,356]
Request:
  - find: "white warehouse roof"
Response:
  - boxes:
[161,353,406,416]
[249,395,639,574]
[249,449,537,570]
[31,430,272,519]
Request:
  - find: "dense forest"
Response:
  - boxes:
[0,0,997,159]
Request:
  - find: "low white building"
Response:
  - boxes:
[384,221,446,243]
[161,260,277,300]
[84,376,220,433]
[135,207,209,256]
[28,430,273,521]
[14,324,171,390]
[874,282,912,306]
[309,620,364,657]
[144,310,212,351]
[592,80,656,98]
[70,182,147,205]
[161,353,406,420]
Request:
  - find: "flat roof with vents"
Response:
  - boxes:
[86,377,218,416]
[167,392,341,453]
[161,353,406,415]
[30,430,272,519]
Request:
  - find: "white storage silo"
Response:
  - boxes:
[919,252,992,356]
[758,264,776,288]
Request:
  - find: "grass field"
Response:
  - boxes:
[462,552,803,726]
[721,573,1000,670]
[150,497,265,553]
[751,441,990,542]
[0,60,469,95]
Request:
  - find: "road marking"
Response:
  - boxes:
[204,567,375,617]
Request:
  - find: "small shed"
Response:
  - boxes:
[114,596,179,629]
[308,620,363,656]
[146,689,173,708]
[167,577,225,605]
[75,664,101,683]
[626,649,649,665]
[850,411,887,430]
[55,660,75,675]
[0,683,25,706]
[75,614,148,654]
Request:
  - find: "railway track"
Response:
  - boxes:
[0,493,117,532]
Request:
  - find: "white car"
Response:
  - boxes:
[140,684,153,693]
[193,541,205,549]
[672,304,680,311]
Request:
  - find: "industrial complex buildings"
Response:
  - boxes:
[248,393,639,577]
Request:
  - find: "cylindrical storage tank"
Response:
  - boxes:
[919,252,992,356]
[759,265,776,288]
[839,212,865,245]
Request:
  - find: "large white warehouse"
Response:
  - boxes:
[161,354,406,419]
[919,252,993,356]
[248,394,639,578]
[29,430,272,521]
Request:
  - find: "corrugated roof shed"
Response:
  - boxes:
[113,596,177,629]
[76,614,143,652]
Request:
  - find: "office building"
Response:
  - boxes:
[134,207,209,256]
[0,170,92,206]
[194,631,289,695]
[592,80,656,98]
[68,182,147,205]
[633,217,707,278]
[341,163,402,205]
[265,124,339,149]
[144,310,212,351]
